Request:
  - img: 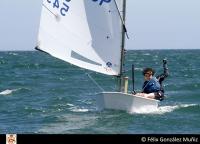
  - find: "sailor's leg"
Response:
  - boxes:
[136,93,156,99]
[154,91,165,101]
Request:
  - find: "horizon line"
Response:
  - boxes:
[0,48,200,52]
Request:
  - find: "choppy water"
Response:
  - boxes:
[0,50,199,134]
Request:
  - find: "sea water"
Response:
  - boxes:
[0,50,199,134]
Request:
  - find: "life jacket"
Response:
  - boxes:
[142,77,161,94]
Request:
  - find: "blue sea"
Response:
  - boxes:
[0,50,199,134]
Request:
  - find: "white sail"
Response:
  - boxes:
[37,0,124,76]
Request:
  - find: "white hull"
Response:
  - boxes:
[96,92,159,112]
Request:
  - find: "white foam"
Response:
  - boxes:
[71,108,89,112]
[0,89,19,95]
[69,106,89,112]
[67,103,89,112]
[0,89,16,95]
[157,104,198,114]
[8,52,18,56]
[66,103,74,107]
[0,89,13,95]
[129,106,158,114]
[129,104,198,114]
[135,68,143,71]
[143,53,150,56]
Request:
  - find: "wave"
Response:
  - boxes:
[66,103,90,113]
[0,89,19,95]
[143,53,150,56]
[135,67,143,71]
[129,104,198,114]
[66,103,75,107]
[0,88,30,96]
[8,52,18,56]
[70,108,89,112]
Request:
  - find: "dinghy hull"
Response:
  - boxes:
[96,92,159,112]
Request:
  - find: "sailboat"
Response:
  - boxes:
[36,0,159,112]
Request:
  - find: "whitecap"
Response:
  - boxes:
[0,89,19,95]
[66,103,90,113]
[128,104,198,115]
[66,103,75,107]
[69,106,89,113]
[156,104,198,114]
[0,89,13,95]
[71,108,89,112]
[8,52,18,56]
[135,67,143,71]
[143,53,150,56]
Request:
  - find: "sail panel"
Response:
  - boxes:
[37,0,124,76]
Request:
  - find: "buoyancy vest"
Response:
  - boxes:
[142,77,161,94]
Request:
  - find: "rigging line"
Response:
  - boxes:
[42,4,57,17]
[86,73,105,92]
[113,0,129,39]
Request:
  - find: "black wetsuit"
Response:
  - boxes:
[155,64,169,101]
[156,64,169,93]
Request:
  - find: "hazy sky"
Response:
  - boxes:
[0,0,200,51]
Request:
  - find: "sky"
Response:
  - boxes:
[0,0,200,51]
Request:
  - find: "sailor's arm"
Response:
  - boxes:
[156,59,169,80]
[163,59,169,77]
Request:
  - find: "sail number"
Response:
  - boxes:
[92,0,111,6]
[46,0,112,16]
[47,0,71,16]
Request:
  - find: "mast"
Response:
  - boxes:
[119,0,127,92]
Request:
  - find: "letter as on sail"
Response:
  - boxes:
[37,0,124,76]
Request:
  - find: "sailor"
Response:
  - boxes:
[136,59,169,101]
